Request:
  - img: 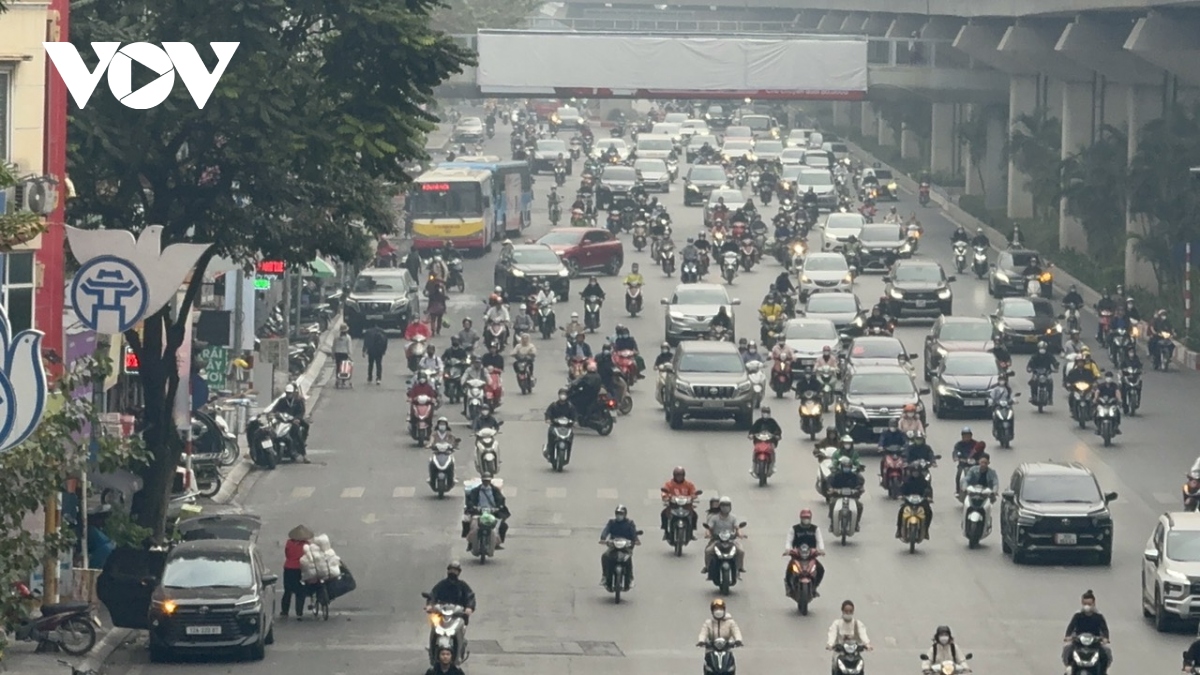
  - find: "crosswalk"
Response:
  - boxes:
[286,485,720,502]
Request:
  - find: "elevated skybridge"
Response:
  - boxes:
[434,29,1007,103]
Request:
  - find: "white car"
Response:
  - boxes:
[452,117,485,142]
[662,282,740,344]
[822,141,850,162]
[635,134,675,161]
[803,150,833,170]
[780,148,805,166]
[663,112,689,124]
[787,128,815,148]
[721,139,756,163]
[651,122,684,146]
[822,213,866,252]
[553,106,583,128]
[1142,511,1200,629]
[681,119,710,137]
[634,158,671,192]
[754,140,784,163]
[591,138,631,161]
[796,169,838,210]
[782,318,841,369]
[798,252,854,298]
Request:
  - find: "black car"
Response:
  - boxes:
[1000,462,1117,565]
[857,223,912,271]
[683,165,731,206]
[931,351,1004,418]
[494,244,571,299]
[835,365,929,444]
[599,165,640,197]
[704,104,731,129]
[988,249,1049,297]
[922,316,997,380]
[146,539,277,661]
[883,260,954,319]
[990,297,1063,352]
[344,268,421,337]
[532,138,571,174]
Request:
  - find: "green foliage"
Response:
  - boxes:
[429,0,543,32]
[957,105,1003,199]
[63,0,471,537]
[1061,125,1128,261]
[0,163,47,249]
[100,508,152,549]
[1008,108,1063,222]
[0,357,145,648]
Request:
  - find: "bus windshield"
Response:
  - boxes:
[410,182,483,219]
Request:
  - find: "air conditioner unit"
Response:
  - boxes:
[14,177,59,216]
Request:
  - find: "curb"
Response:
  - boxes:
[77,626,138,673]
[843,138,1196,369]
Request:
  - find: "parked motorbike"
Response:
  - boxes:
[603,533,642,603]
[421,594,469,666]
[428,441,456,497]
[703,523,746,595]
[961,485,994,549]
[784,545,822,615]
[545,417,574,471]
[245,411,302,469]
[750,432,777,487]
[514,357,536,395]
[7,582,99,655]
[410,394,436,445]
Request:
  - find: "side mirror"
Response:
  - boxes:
[933,454,943,461]
[947,276,957,282]
[421,592,432,600]
[635,530,645,535]
[907,353,919,360]
[964,654,973,661]
[1144,548,1160,563]
[695,489,704,495]
[140,576,158,587]
[731,299,742,305]
[1105,491,1118,502]
[737,521,748,528]
[882,276,892,282]
[920,654,929,661]
[262,573,279,586]
[1001,490,1015,500]
[660,298,670,305]
[918,388,931,395]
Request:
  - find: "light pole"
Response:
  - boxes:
[1188,167,1200,336]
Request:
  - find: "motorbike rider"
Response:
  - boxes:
[456,318,480,353]
[1095,289,1117,340]
[408,370,440,406]
[443,337,469,377]
[895,462,933,539]
[1061,284,1084,309]
[623,263,644,289]
[599,505,641,589]
[419,342,444,375]
[827,600,872,662]
[463,472,509,548]
[749,406,783,439]
[534,281,558,307]
[511,332,537,374]
[794,366,822,400]
[269,383,310,463]
[1093,371,1122,434]
[406,314,433,342]
[428,416,459,449]
[483,293,510,333]
[565,332,593,364]
[950,225,970,244]
[961,452,999,491]
[1027,342,1058,403]
[774,271,796,298]
[970,228,989,250]
[814,345,840,372]
[709,307,734,335]
[826,457,865,531]
[1124,296,1143,325]
[542,389,577,457]
[681,237,701,268]
[744,341,764,366]
[903,430,937,466]
[951,427,985,475]
[1062,590,1112,675]
[831,434,862,470]
[784,509,825,594]
[898,403,924,435]
[922,626,970,675]
[568,361,603,419]
[612,325,644,377]
[654,342,674,368]
[562,312,585,340]
[883,206,901,224]
[427,647,466,675]
[1065,351,1100,390]
[424,561,476,631]
[802,186,818,209]
[660,466,701,540]
[987,373,1013,415]
[759,290,784,323]
[581,277,606,307]
[863,306,892,333]
[697,599,744,647]
[480,341,505,373]
[702,496,746,577]
[1151,307,1173,334]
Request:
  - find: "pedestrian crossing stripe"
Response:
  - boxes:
[285,486,682,500]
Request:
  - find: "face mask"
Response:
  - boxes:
[1082,604,1095,614]
[615,514,626,522]
[712,609,726,619]
[447,572,459,580]
[559,395,568,401]
[938,636,950,645]
[842,613,853,622]
[720,506,730,514]
[800,519,811,526]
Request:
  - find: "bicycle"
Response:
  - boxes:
[306,580,330,621]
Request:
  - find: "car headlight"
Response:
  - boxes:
[686,184,699,192]
[888,182,898,191]
[675,381,693,396]
[1016,512,1038,527]
[781,181,792,190]
[937,288,952,299]
[888,288,904,299]
[736,381,752,393]
[936,384,957,396]
[1164,581,1188,596]
[669,311,686,320]
[391,299,409,310]
[152,599,177,615]
[235,598,263,613]
[511,269,525,277]
[998,320,1009,330]
[843,274,853,283]
[1047,324,1061,334]
[800,275,811,283]
[1052,323,1063,333]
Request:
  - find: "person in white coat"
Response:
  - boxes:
[696,599,744,646]
[827,600,872,668]
[921,625,971,674]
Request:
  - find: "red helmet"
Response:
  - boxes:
[799,509,813,520]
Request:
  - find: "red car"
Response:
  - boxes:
[537,227,625,277]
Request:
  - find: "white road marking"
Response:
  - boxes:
[546,487,567,498]
[596,488,619,499]
[291,486,315,499]
[394,486,417,498]
[341,487,365,498]
[551,512,564,524]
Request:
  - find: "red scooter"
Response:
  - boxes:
[751,431,778,487]
[880,445,907,499]
[613,349,639,388]
[7,582,99,655]
[409,394,435,444]
[770,358,793,398]
[784,545,822,615]
[483,366,504,409]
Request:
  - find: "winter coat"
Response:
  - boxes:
[698,615,743,644]
[299,533,342,582]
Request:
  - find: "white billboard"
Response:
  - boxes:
[475,31,868,100]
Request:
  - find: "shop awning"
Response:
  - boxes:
[303,256,337,279]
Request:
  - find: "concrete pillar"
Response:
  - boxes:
[878,115,896,146]
[832,101,853,129]
[983,116,1006,211]
[900,126,921,160]
[1103,83,1129,130]
[930,102,956,174]
[1007,75,1038,219]
[1060,81,1094,252]
[860,102,876,138]
[1125,84,1163,290]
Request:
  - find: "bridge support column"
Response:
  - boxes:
[860,102,876,138]
[832,101,853,129]
[1125,84,1164,290]
[900,126,921,160]
[878,114,896,146]
[929,102,956,175]
[964,106,1005,207]
[1060,81,1093,252]
[1007,75,1038,220]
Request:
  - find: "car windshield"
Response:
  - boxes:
[458,117,481,126]
[665,113,688,123]
[638,138,674,151]
[726,127,752,137]
[785,321,837,340]
[873,170,894,180]
[781,149,805,160]
[512,248,561,265]
[354,274,407,293]
[861,225,903,241]
[788,130,808,140]
[756,141,783,153]
[940,322,994,341]
[827,143,848,153]
[597,140,626,152]
[851,341,903,358]
[538,231,584,246]
[689,166,727,181]
[1004,299,1053,318]
[678,352,746,373]
[798,172,833,187]
[847,373,914,396]
[742,116,771,130]
[826,215,864,230]
[602,167,637,181]
[1168,531,1200,562]
[410,181,484,218]
[689,135,718,147]
[652,124,681,135]
[557,107,579,117]
[806,294,857,313]
[707,105,724,115]
[942,355,998,376]
[724,141,753,151]
[161,553,254,589]
[1008,252,1042,268]
[537,139,567,153]
[894,265,945,282]
[781,166,805,180]
[683,120,707,129]
[634,159,666,172]
[804,256,848,272]
[674,288,729,305]
[1020,474,1101,503]
[711,191,743,205]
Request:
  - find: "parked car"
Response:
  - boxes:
[922,316,997,380]
[931,351,1005,418]
[662,340,755,430]
[494,244,571,299]
[344,268,420,337]
[883,260,954,319]
[1000,461,1116,565]
[537,227,625,277]
[990,297,1063,352]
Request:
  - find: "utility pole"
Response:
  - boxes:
[81,335,111,573]
[233,269,245,356]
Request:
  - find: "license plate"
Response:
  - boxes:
[186,625,221,635]
[963,399,986,407]
[872,426,889,433]
[915,300,927,308]
[1024,335,1039,343]
[366,314,384,320]
[259,440,272,450]
[1054,533,1077,545]
[703,401,724,408]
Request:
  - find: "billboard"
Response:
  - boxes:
[475,31,868,100]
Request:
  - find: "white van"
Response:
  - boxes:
[635,134,676,160]
[650,122,684,146]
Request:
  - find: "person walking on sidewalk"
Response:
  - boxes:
[363,326,388,384]
[282,525,312,619]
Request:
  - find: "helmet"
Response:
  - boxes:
[961,427,972,435]
[673,466,686,479]
[614,504,628,516]
[709,495,721,506]
[417,372,428,383]
[447,560,462,572]
[494,286,503,294]
[839,434,853,445]
[760,406,771,416]
[285,383,297,394]
[661,342,671,351]
[903,403,917,413]
[888,418,900,429]
[799,509,813,520]
[822,345,832,354]
[936,625,952,637]
[747,341,757,350]
[437,415,449,425]
[718,496,732,506]
[710,598,726,611]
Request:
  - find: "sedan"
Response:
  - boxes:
[991,297,1063,352]
[537,227,625,277]
[493,244,571,299]
[798,252,854,300]
[724,125,753,141]
[796,169,837,210]
[922,316,997,380]
[704,105,731,129]
[591,139,631,162]
[686,134,720,162]
[662,283,740,345]
[883,260,954,319]
[780,148,805,166]
[681,119,710,137]
[634,159,670,193]
[782,318,841,370]
[803,150,834,171]
[846,336,918,376]
[800,292,865,334]
[704,189,747,227]
[553,106,583,129]
[599,165,641,197]
[533,138,570,173]
[721,139,756,164]
[452,116,485,143]
[822,213,866,253]
[683,164,729,205]
[754,140,784,164]
[932,351,1006,418]
[988,249,1049,298]
[858,223,911,271]
[786,128,813,148]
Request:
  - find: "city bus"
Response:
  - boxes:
[409,167,496,254]
[442,157,533,238]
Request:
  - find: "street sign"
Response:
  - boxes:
[199,345,229,389]
[259,337,288,373]
[253,277,272,290]
[257,260,286,277]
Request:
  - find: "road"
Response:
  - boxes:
[106,117,1199,675]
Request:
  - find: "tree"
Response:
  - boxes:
[1008,107,1063,222]
[429,0,543,33]
[64,0,472,538]
[956,104,1004,198]
[1060,125,1128,260]
[0,357,144,652]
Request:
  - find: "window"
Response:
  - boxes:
[0,68,9,161]
[1,252,35,334]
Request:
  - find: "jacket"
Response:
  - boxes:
[284,539,307,570]
[600,517,639,541]
[566,342,593,359]
[879,430,907,449]
[408,383,438,400]
[428,577,476,610]
[333,334,352,355]
[465,484,508,514]
[827,618,870,648]
[512,344,537,358]
[904,443,936,464]
[750,418,782,437]
[698,616,743,644]
[613,336,638,352]
[270,395,306,419]
[661,478,699,499]
[922,642,965,669]
[581,284,606,301]
[828,471,864,492]
[962,465,999,490]
[425,666,466,675]
[544,400,576,421]
[1064,611,1109,639]
[481,353,504,371]
[788,523,825,551]
[405,322,432,340]
[363,328,388,356]
[952,440,984,461]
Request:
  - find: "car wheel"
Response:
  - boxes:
[246,633,267,661]
[1011,542,1027,564]
[1098,545,1112,567]
[933,399,944,419]
[1154,588,1172,632]
[265,621,275,645]
[606,254,624,276]
[564,258,581,278]
[1001,532,1011,554]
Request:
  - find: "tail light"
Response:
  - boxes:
[606,398,617,409]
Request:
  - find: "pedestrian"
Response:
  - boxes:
[282,525,312,619]
[363,325,388,384]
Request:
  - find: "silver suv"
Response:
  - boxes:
[1142,512,1200,631]
[662,341,755,430]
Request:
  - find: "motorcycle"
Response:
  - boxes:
[483,320,509,350]
[1066,633,1104,675]
[406,334,428,372]
[734,165,748,188]
[1184,471,1200,511]
[971,245,988,279]
[784,545,822,615]
[920,651,973,675]
[681,259,701,284]
[961,485,993,549]
[444,359,465,404]
[613,348,639,388]
[545,417,574,471]
[918,181,931,206]
[702,637,739,675]
[584,298,603,332]
[1062,303,1082,335]
[746,361,766,407]
[659,244,677,276]
[1069,381,1094,428]
[751,432,777,487]
[761,315,785,349]
[474,427,501,475]
[834,640,866,675]
[465,505,500,563]
[409,394,436,444]
[815,365,839,408]
[537,302,556,339]
[830,486,862,545]
[581,392,617,436]
[1121,364,1142,416]
[463,378,486,426]
[721,250,739,284]
[7,582,99,656]
[554,165,567,187]
[991,393,1018,449]
[1151,330,1176,371]
[632,223,648,251]
[514,357,536,394]
[880,445,907,499]
[900,493,930,553]
[1097,309,1113,344]
[770,359,793,398]
[245,410,301,469]
[798,390,824,439]
[739,241,757,272]
[625,283,644,316]
[813,446,835,500]
[603,534,642,603]
[421,594,469,666]
[952,241,968,274]
[1107,327,1131,367]
[1029,369,1053,412]
[1095,395,1120,446]
[428,441,456,497]
[665,493,701,556]
[704,523,746,595]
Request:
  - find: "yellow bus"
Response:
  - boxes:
[410,167,498,254]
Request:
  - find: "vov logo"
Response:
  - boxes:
[43,42,239,110]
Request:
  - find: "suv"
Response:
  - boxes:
[344,268,420,337]
[835,365,928,443]
[662,341,755,430]
[1000,462,1117,565]
[883,260,955,319]
[922,316,996,381]
[493,244,570,299]
[1143,512,1200,630]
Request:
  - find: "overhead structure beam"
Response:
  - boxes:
[861,14,893,37]
[1055,15,1162,85]
[1124,10,1200,87]
[817,11,849,34]
[841,12,869,35]
[885,14,927,39]
[922,16,966,40]
[953,22,1026,75]
[997,20,1093,82]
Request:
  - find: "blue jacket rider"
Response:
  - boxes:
[961,453,999,491]
[877,420,906,451]
[599,505,641,588]
[566,334,593,360]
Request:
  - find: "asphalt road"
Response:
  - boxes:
[106,119,1200,675]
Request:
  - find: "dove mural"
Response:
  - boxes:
[66,226,213,335]
[0,302,48,455]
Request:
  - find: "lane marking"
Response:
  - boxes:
[291,486,315,499]
[362,513,379,524]
[551,512,564,524]
[546,487,567,498]
[394,487,416,498]
[341,487,365,499]
[596,488,619,499]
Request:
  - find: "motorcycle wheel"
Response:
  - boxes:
[55,616,98,655]
[756,460,768,487]
[594,416,614,436]
[673,531,684,557]
[908,524,920,553]
[613,570,623,604]
[797,587,810,615]
[197,474,222,498]
[967,524,982,550]
[618,395,633,416]
[218,437,240,467]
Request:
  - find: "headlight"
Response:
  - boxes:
[558,269,569,277]
[511,269,525,277]
[736,381,752,393]
[800,401,822,415]
[669,311,686,320]
[1039,271,1053,283]
[675,382,693,395]
[391,299,409,310]
[781,181,792,190]
[1164,581,1187,596]
[153,599,177,615]
[686,184,699,192]
[888,182,898,191]
[937,288,952,299]
[843,274,853,283]
[235,598,263,613]
[995,271,1009,281]
[936,384,956,396]
[1016,513,1038,527]
[1053,323,1063,332]
[888,288,904,299]
[800,275,811,283]
[998,320,1009,330]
